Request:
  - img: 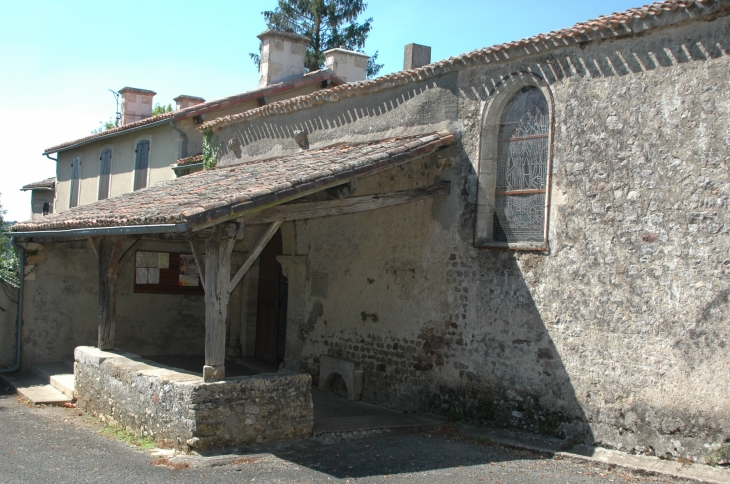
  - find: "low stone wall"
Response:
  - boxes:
[74,346,313,451]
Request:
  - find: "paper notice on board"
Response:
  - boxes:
[178,275,199,286]
[136,251,158,268]
[136,268,148,284]
[178,254,199,286]
[147,268,160,284]
[157,253,169,269]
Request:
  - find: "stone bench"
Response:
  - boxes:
[319,354,363,401]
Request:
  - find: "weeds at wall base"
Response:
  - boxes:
[96,419,156,450]
[704,442,730,467]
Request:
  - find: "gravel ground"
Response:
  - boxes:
[0,387,696,484]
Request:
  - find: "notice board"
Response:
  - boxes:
[133,251,205,296]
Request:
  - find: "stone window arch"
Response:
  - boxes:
[475,73,553,250]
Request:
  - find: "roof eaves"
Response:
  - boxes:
[200,0,713,133]
[173,70,340,121]
[43,115,173,155]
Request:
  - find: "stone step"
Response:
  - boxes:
[0,372,72,405]
[31,363,75,400]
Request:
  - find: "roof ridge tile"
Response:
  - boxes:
[200,0,712,133]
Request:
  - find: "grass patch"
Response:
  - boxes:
[705,442,730,467]
[101,422,156,450]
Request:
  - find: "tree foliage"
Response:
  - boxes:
[152,103,173,116]
[91,118,117,134]
[0,193,19,294]
[251,0,383,78]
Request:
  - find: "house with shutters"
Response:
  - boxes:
[3,0,729,463]
[33,30,358,216]
[20,178,55,219]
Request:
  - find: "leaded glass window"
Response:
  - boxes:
[493,86,549,243]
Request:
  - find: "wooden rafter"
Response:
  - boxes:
[243,181,451,224]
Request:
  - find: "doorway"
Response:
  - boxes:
[255,229,288,364]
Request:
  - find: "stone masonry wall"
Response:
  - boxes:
[211,11,730,461]
[75,346,313,451]
[0,280,17,369]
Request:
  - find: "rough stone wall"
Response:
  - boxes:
[19,240,206,369]
[75,346,313,451]
[217,12,730,460]
[0,280,18,369]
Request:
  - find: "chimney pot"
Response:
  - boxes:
[403,43,431,70]
[324,48,369,83]
[257,30,311,87]
[119,87,156,125]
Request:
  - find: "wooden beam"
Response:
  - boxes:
[87,238,99,259]
[188,241,206,290]
[230,221,282,291]
[117,239,143,271]
[244,181,451,224]
[98,237,123,351]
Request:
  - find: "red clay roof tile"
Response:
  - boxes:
[201,0,710,132]
[15,131,454,233]
[43,70,344,154]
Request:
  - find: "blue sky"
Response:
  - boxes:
[0,0,641,221]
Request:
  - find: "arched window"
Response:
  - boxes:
[475,78,552,250]
[494,87,549,243]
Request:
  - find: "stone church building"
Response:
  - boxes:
[5,0,729,458]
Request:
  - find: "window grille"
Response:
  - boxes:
[493,86,549,243]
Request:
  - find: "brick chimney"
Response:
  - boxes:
[119,87,156,125]
[173,95,205,111]
[324,48,369,83]
[403,43,431,70]
[257,30,310,87]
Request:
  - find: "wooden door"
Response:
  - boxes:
[255,230,287,363]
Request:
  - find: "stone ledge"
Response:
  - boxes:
[74,346,313,451]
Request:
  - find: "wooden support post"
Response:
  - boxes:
[230,221,282,291]
[97,237,123,351]
[203,222,243,382]
[188,241,206,290]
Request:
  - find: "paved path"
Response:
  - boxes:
[0,388,698,484]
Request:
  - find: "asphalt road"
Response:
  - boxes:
[0,388,689,484]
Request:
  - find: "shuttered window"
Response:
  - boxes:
[69,156,81,208]
[98,149,112,200]
[134,140,150,191]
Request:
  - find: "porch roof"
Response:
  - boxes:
[11,131,455,235]
[21,177,56,191]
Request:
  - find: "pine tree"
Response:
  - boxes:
[251,0,383,78]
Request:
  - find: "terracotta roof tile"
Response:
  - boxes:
[43,70,344,154]
[201,0,710,132]
[21,177,56,191]
[14,131,455,233]
[176,154,203,166]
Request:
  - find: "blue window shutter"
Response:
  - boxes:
[98,149,112,200]
[134,141,150,190]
